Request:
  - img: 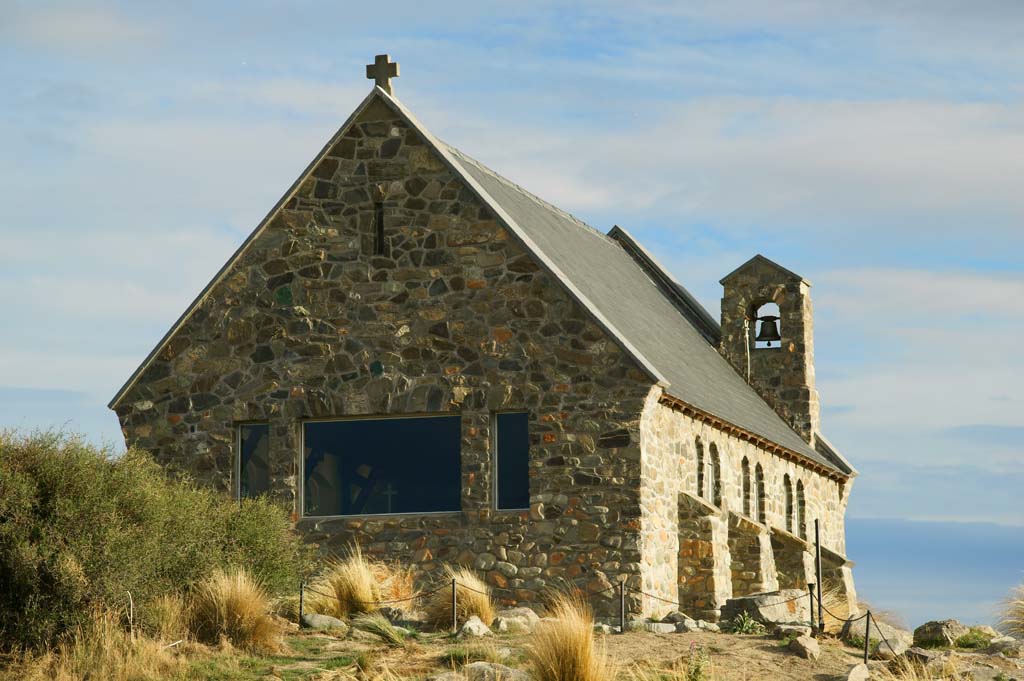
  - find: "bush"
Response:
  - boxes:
[0,430,310,649]
[526,592,615,681]
[189,568,281,651]
[724,612,766,635]
[954,627,993,649]
[424,565,495,627]
[0,610,185,681]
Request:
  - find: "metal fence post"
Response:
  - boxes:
[807,583,816,632]
[451,577,458,634]
[299,581,305,624]
[863,611,871,664]
[815,519,824,634]
[619,580,626,634]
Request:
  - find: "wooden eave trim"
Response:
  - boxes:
[657,393,847,483]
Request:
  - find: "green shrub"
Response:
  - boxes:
[954,627,993,649]
[0,430,311,650]
[724,612,766,635]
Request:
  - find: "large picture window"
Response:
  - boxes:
[238,423,270,499]
[303,415,461,516]
[494,412,529,510]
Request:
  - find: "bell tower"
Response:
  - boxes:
[719,255,820,444]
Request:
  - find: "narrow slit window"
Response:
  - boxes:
[238,423,270,499]
[495,412,530,510]
[303,415,461,516]
[374,202,386,256]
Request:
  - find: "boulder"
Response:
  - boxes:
[873,635,910,660]
[644,622,677,634]
[593,623,615,635]
[464,661,531,681]
[775,624,812,638]
[675,619,700,633]
[661,611,693,624]
[788,634,821,660]
[720,590,810,627]
[913,619,969,647]
[492,607,541,633]
[843,615,913,654]
[697,620,720,633]
[905,647,941,665]
[458,616,493,638]
[986,636,1024,658]
[299,613,349,634]
[846,663,870,681]
[426,674,465,681]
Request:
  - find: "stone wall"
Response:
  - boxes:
[114,95,653,615]
[639,398,852,619]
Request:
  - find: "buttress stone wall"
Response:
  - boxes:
[639,397,853,618]
[114,95,654,615]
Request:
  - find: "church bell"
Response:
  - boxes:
[755,315,781,346]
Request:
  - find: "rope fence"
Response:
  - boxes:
[298,573,889,665]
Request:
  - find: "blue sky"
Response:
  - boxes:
[1,1,1021,627]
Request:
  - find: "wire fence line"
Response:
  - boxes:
[299,575,887,664]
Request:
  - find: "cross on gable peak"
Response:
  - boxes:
[366,54,400,95]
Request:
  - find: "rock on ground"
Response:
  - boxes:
[846,663,870,681]
[913,619,969,647]
[987,636,1024,657]
[458,615,493,638]
[425,673,465,681]
[464,661,531,681]
[788,634,821,660]
[775,624,812,638]
[492,607,541,633]
[660,610,693,624]
[299,613,348,634]
[644,622,677,634]
[720,590,810,627]
[674,619,700,633]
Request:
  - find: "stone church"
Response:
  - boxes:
[111,57,858,620]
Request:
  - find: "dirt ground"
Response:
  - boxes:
[181,627,1024,680]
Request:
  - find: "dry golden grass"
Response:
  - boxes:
[423,565,495,627]
[623,651,716,681]
[1001,583,1024,637]
[139,593,188,643]
[819,581,854,634]
[879,657,960,680]
[525,592,616,681]
[1,610,185,681]
[307,545,415,618]
[189,568,281,652]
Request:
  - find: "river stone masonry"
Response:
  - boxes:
[111,76,858,621]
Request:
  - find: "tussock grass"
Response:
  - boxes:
[1002,584,1024,638]
[819,581,854,634]
[442,641,505,666]
[353,612,407,646]
[424,565,495,627]
[308,545,415,619]
[1,610,185,681]
[139,593,188,643]
[189,568,281,652]
[525,592,615,681]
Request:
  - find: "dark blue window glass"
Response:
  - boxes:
[495,412,529,510]
[303,415,461,516]
[238,423,271,498]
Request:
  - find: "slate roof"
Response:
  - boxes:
[109,87,851,477]
[442,145,849,475]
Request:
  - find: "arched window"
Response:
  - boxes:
[741,458,751,517]
[753,302,781,350]
[696,438,705,498]
[708,443,722,507]
[784,474,794,533]
[754,464,765,523]
[796,480,807,539]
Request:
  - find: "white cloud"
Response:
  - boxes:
[3,4,159,55]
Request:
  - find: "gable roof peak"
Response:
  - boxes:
[719,254,811,287]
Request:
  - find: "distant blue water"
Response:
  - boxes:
[847,517,1024,628]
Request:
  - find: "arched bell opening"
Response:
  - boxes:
[751,301,781,349]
